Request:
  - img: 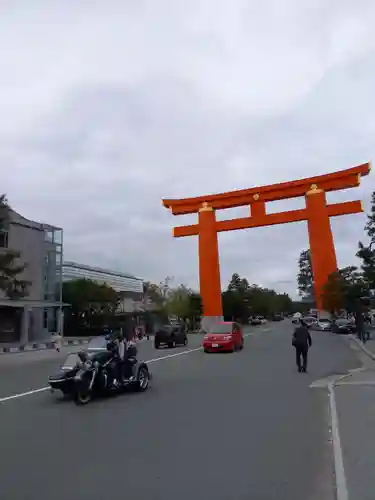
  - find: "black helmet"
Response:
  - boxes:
[106,339,117,352]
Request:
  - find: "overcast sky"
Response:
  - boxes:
[1,1,374,298]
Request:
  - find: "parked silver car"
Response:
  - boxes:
[313,318,332,331]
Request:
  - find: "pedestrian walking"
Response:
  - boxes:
[355,311,366,343]
[53,332,62,352]
[292,319,312,373]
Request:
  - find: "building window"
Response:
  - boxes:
[45,230,54,243]
[0,230,8,248]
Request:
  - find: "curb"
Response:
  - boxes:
[0,338,92,355]
[347,334,375,361]
[329,335,375,500]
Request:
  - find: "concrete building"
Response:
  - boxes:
[62,261,145,313]
[0,209,64,344]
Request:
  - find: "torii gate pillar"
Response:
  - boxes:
[198,203,223,331]
[305,185,338,310]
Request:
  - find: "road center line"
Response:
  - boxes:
[0,387,49,403]
[0,330,262,404]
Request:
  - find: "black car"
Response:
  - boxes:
[48,336,150,403]
[154,325,187,349]
[331,319,356,335]
[272,314,283,321]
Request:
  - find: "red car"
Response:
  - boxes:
[202,322,244,353]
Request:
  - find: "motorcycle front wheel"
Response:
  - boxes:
[134,366,149,392]
[74,386,92,405]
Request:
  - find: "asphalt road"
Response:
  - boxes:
[0,322,362,500]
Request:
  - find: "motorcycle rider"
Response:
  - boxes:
[106,328,135,386]
[105,329,125,386]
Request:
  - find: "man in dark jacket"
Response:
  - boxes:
[292,320,312,373]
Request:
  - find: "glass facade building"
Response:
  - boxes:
[62,261,143,295]
[41,225,63,333]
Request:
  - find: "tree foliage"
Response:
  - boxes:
[145,273,292,327]
[357,191,375,290]
[143,280,165,308]
[306,192,375,314]
[62,278,121,331]
[321,266,368,314]
[63,278,120,313]
[297,249,314,301]
[0,194,30,299]
[222,273,293,322]
[166,285,191,319]
[144,279,202,326]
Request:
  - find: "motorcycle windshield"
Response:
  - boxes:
[86,336,107,351]
[62,353,80,370]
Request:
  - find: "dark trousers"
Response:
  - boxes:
[295,345,308,371]
[116,359,124,382]
[123,359,133,379]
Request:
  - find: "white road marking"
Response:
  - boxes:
[0,328,268,404]
[328,379,349,500]
[146,347,202,363]
[0,387,50,402]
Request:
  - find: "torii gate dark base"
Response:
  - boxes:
[162,163,370,329]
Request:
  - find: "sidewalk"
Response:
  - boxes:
[0,333,154,355]
[0,336,92,355]
[349,331,375,361]
[333,335,375,500]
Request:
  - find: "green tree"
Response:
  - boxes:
[143,277,174,310]
[0,194,9,230]
[166,285,191,319]
[62,278,121,331]
[297,249,314,301]
[357,191,375,290]
[321,272,346,314]
[291,300,310,314]
[321,266,367,314]
[0,251,31,299]
[227,273,249,294]
[221,274,293,321]
[222,289,249,322]
[222,273,252,322]
[0,194,30,299]
[187,292,202,326]
[143,281,164,309]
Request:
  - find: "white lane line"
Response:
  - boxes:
[0,387,49,402]
[146,347,202,363]
[0,346,204,404]
[0,331,260,404]
[328,380,348,500]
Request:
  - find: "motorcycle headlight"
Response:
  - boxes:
[84,360,93,369]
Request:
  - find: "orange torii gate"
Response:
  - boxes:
[162,163,370,327]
